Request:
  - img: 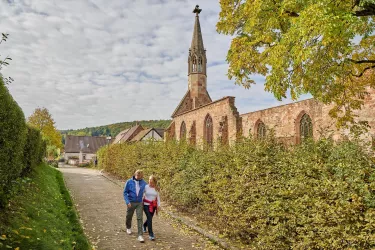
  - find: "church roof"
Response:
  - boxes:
[171,90,191,117]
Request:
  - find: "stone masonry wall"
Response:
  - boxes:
[172,96,241,147]
[241,87,375,145]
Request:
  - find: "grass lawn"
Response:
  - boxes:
[0,163,91,249]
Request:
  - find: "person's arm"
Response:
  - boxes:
[157,191,161,208]
[142,185,148,200]
[123,180,130,205]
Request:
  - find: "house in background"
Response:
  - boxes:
[64,135,109,164]
[112,124,165,144]
[131,128,164,142]
[113,124,144,143]
[113,128,130,144]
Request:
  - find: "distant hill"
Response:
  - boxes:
[60,120,172,139]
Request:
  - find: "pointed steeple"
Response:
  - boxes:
[188,5,206,76]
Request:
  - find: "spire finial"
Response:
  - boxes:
[193,5,202,16]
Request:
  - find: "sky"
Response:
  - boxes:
[0,0,309,130]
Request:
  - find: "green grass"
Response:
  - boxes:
[0,163,91,249]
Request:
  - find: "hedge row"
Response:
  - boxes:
[0,78,45,207]
[98,138,375,249]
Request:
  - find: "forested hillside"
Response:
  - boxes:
[60,119,171,138]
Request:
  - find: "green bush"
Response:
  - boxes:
[0,78,27,207]
[23,125,44,175]
[98,137,375,249]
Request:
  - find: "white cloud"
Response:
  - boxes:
[0,0,309,130]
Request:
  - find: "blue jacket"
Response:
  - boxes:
[123,176,147,205]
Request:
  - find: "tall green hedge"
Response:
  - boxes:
[0,78,27,207]
[23,125,45,175]
[0,78,45,207]
[98,138,375,249]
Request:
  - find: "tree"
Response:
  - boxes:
[0,33,14,85]
[28,107,63,152]
[217,0,375,127]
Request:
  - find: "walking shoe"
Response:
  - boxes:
[137,236,145,243]
[126,228,132,235]
[149,236,155,241]
[142,225,147,233]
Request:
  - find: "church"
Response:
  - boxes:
[165,5,375,147]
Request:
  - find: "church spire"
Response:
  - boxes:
[188,5,206,76]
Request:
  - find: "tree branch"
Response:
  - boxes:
[349,59,375,64]
[284,10,299,17]
[351,65,375,77]
[353,3,375,16]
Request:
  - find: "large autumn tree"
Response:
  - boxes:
[28,107,63,152]
[217,0,375,127]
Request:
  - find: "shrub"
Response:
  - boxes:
[47,160,58,168]
[78,162,91,168]
[98,138,375,248]
[0,78,27,207]
[23,125,44,175]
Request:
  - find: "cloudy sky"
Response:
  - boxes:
[0,0,309,130]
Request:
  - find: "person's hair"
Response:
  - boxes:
[134,169,143,176]
[149,175,157,185]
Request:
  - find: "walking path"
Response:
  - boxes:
[59,164,222,250]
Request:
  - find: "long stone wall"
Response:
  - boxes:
[241,87,375,145]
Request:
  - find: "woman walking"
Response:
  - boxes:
[142,175,160,240]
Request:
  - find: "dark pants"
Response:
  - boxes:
[126,202,143,236]
[143,205,155,237]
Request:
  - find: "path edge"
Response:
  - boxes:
[99,170,237,250]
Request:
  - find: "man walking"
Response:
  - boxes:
[123,169,147,242]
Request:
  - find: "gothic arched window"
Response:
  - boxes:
[198,57,203,72]
[189,121,196,146]
[180,121,186,140]
[192,57,197,72]
[300,113,313,140]
[257,121,266,139]
[204,114,213,148]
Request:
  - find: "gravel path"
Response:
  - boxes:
[59,164,221,250]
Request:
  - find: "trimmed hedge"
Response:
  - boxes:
[98,138,375,249]
[0,78,45,207]
[0,78,27,207]
[23,125,45,175]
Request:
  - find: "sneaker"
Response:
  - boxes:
[137,236,145,243]
[149,236,155,241]
[126,228,132,235]
[142,225,147,233]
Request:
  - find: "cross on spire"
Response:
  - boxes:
[193,5,202,16]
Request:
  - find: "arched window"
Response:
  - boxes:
[300,113,313,140]
[192,57,197,72]
[180,121,186,140]
[189,121,196,146]
[204,114,213,148]
[198,57,203,72]
[257,121,266,139]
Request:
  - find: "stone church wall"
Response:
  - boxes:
[240,87,375,145]
[170,96,241,146]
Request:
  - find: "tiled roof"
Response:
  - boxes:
[121,124,143,142]
[130,128,152,142]
[64,135,108,153]
[154,128,164,138]
[113,128,130,144]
